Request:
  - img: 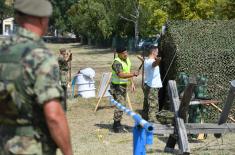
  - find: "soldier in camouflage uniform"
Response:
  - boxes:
[142,45,162,122]
[0,0,73,155]
[110,47,139,133]
[58,48,72,111]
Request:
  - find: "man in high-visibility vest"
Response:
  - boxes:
[110,47,139,133]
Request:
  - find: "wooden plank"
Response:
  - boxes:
[166,80,190,154]
[186,123,235,134]
[179,76,197,120]
[126,92,133,111]
[153,124,174,134]
[153,123,235,134]
[189,100,222,105]
[94,73,112,112]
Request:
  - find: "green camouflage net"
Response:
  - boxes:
[160,20,235,122]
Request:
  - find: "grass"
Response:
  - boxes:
[46,43,235,155]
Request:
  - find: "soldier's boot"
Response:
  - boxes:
[113,121,121,133]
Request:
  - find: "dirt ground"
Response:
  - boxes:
[46,43,235,155]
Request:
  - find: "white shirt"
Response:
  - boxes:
[144,58,162,88]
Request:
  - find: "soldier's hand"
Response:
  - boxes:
[67,52,72,61]
[155,57,161,63]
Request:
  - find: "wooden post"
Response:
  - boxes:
[165,77,196,153]
[215,80,235,138]
[141,51,145,89]
[218,80,235,124]
[126,92,133,111]
[94,73,112,112]
[68,50,72,82]
[166,80,190,155]
[179,76,197,121]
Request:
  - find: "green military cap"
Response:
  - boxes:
[14,0,52,17]
[116,46,127,53]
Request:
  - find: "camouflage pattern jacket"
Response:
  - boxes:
[0,27,64,154]
[58,55,70,86]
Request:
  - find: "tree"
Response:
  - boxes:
[66,0,234,46]
[0,0,13,19]
[50,0,78,36]
[113,0,140,48]
[139,0,168,36]
[0,0,13,34]
[214,0,235,19]
[67,0,111,44]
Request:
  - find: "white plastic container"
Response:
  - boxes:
[77,74,96,98]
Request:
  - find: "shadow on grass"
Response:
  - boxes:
[96,105,115,111]
[157,136,169,143]
[146,148,167,154]
[95,123,133,133]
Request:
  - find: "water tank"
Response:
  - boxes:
[76,73,96,98]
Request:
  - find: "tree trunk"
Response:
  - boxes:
[134,21,139,50]
[134,3,140,50]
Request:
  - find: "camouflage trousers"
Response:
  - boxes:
[60,70,68,86]
[60,70,68,111]
[142,84,159,122]
[0,126,56,155]
[110,83,127,122]
[62,85,67,111]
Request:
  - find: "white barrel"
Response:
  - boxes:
[77,74,96,98]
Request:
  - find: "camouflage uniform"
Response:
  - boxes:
[110,60,127,122]
[58,53,70,110]
[58,54,69,87]
[0,27,64,155]
[142,84,159,122]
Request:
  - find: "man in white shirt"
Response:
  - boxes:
[142,45,162,122]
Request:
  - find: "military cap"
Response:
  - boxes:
[14,0,52,17]
[148,44,158,51]
[116,47,127,53]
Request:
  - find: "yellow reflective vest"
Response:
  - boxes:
[111,57,131,84]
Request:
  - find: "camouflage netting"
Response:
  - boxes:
[159,20,235,122]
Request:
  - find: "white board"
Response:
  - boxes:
[97,72,111,97]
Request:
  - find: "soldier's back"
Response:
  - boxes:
[0,28,61,155]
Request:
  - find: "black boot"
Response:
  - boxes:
[113,121,121,133]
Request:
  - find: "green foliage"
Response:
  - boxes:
[50,0,77,34]
[139,0,168,36]
[0,0,13,19]
[160,20,235,122]
[167,0,235,20]
[167,0,216,20]
[50,0,235,45]
[67,0,112,44]
[214,0,235,19]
